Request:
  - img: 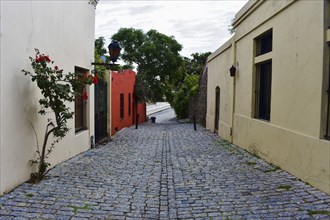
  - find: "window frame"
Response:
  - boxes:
[120,93,124,119]
[255,29,273,56]
[254,60,272,121]
[128,93,131,116]
[253,29,273,122]
[74,67,88,133]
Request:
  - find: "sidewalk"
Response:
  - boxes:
[1,121,330,219]
[146,102,171,116]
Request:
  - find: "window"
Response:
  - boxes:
[120,93,124,119]
[255,29,272,56]
[128,93,131,116]
[255,61,272,121]
[75,67,88,132]
[254,29,273,121]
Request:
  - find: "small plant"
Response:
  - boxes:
[68,204,93,214]
[246,161,257,166]
[23,49,98,182]
[277,185,291,190]
[308,210,330,216]
[263,166,280,173]
[25,193,34,198]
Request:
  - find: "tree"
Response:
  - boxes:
[185,52,211,75]
[171,52,211,119]
[172,74,199,119]
[111,28,183,102]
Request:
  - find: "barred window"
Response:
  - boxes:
[120,93,124,119]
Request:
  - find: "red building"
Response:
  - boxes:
[111,69,146,135]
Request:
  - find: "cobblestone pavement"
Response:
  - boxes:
[1,121,330,219]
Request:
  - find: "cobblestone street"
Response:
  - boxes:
[1,120,330,219]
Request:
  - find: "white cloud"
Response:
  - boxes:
[96,0,248,58]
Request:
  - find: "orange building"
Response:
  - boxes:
[111,69,146,135]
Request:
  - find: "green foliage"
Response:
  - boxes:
[263,165,280,173]
[112,28,183,102]
[185,52,211,75]
[246,161,257,166]
[171,74,199,119]
[68,204,94,214]
[23,49,97,181]
[25,193,34,198]
[308,210,330,216]
[170,52,210,119]
[277,185,292,190]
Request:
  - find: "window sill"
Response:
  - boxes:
[75,128,88,135]
[253,117,270,123]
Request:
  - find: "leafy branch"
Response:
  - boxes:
[23,49,98,182]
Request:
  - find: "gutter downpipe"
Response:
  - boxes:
[231,37,237,144]
[325,35,330,139]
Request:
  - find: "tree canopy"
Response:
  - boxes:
[95,29,211,119]
[111,28,183,102]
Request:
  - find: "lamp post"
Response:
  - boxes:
[92,40,121,68]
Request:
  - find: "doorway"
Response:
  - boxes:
[214,86,220,133]
[95,78,108,143]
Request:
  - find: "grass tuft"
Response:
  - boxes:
[308,210,330,216]
[246,161,257,166]
[277,185,291,190]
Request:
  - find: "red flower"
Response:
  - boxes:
[35,55,51,63]
[54,66,58,70]
[82,92,88,101]
[92,75,99,84]
[44,56,51,63]
[36,56,45,63]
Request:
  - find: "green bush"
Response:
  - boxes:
[171,74,199,119]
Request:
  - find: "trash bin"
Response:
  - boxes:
[151,117,156,123]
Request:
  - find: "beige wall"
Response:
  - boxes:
[206,39,234,141]
[207,0,330,194]
[0,0,96,195]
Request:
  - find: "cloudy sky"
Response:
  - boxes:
[95,0,248,58]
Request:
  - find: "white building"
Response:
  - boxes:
[0,0,97,195]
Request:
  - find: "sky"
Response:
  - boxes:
[95,0,248,58]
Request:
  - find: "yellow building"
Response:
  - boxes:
[207,0,330,194]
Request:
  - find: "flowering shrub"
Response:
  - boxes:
[22,49,98,181]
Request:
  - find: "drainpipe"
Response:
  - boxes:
[325,27,330,139]
[231,37,237,144]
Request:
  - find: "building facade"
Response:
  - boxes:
[207,0,330,194]
[111,70,146,135]
[0,0,96,195]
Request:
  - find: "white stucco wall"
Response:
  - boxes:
[0,0,95,194]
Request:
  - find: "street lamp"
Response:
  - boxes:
[92,40,121,68]
[108,41,121,63]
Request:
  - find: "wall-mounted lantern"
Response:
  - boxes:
[108,41,121,63]
[229,65,236,77]
[92,40,121,68]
